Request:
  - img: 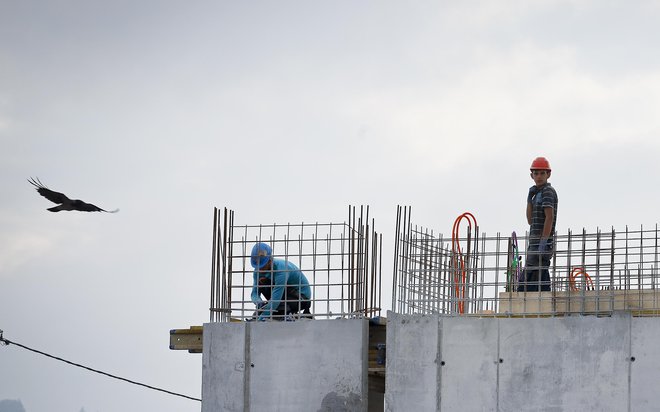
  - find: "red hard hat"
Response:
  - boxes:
[530,157,551,171]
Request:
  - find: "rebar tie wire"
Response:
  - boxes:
[0,329,201,402]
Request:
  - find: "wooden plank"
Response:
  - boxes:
[498,290,660,316]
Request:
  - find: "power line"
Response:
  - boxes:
[0,329,201,402]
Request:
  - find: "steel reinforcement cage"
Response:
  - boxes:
[210,206,382,322]
[392,206,660,317]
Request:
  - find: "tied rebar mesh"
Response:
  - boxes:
[210,206,382,322]
[392,206,660,317]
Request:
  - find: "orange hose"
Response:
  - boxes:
[451,212,477,314]
[569,267,594,291]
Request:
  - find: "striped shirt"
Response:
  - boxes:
[529,183,558,248]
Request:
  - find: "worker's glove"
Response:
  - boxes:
[538,239,549,254]
[527,186,539,203]
[256,301,268,309]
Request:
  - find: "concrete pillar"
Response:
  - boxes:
[202,319,369,411]
[385,312,649,412]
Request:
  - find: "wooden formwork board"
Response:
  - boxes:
[498,290,660,315]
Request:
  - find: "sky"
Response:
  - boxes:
[1,1,659,411]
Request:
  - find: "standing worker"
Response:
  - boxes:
[518,157,558,292]
[250,242,313,321]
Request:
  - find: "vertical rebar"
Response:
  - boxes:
[210,208,218,322]
[326,225,332,318]
[392,206,402,312]
[610,227,616,291]
[226,210,234,322]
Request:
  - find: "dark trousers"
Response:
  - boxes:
[518,247,552,292]
[258,280,311,317]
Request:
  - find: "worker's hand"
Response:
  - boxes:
[256,301,267,309]
[538,238,549,254]
[527,186,539,203]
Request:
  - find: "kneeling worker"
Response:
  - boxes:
[250,242,312,321]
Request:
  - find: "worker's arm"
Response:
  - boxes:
[526,186,538,225]
[542,206,554,239]
[251,271,262,305]
[258,270,288,320]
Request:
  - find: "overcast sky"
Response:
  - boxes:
[1,1,660,411]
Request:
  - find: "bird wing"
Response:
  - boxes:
[28,177,71,205]
[72,200,118,213]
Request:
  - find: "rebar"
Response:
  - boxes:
[393,206,660,317]
[210,206,382,321]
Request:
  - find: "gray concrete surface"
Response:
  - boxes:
[201,322,247,411]
[385,314,440,411]
[386,311,660,412]
[441,316,499,410]
[499,314,629,411]
[630,316,660,410]
[202,313,660,411]
[202,319,368,412]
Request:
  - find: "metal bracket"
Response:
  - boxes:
[169,326,203,353]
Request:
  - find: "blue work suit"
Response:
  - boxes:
[251,259,311,321]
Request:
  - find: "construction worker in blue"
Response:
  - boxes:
[250,242,312,321]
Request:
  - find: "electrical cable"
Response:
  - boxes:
[569,267,595,291]
[451,212,478,314]
[0,330,201,402]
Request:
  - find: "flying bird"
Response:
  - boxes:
[28,177,119,213]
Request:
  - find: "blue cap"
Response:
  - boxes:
[250,242,272,269]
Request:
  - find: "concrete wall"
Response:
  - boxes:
[386,312,659,412]
[202,319,369,412]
